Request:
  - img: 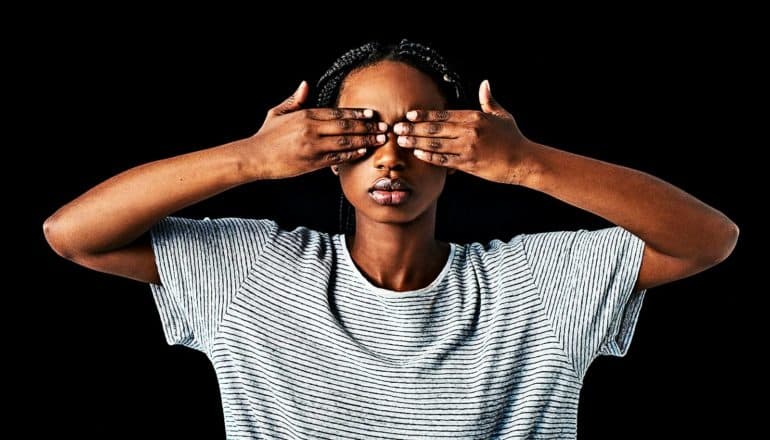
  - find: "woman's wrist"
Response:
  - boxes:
[223,135,269,183]
[507,139,547,188]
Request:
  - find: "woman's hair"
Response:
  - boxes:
[314,39,466,235]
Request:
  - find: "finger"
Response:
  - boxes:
[316,119,388,136]
[396,135,464,154]
[392,121,463,138]
[412,148,461,167]
[479,80,510,118]
[270,81,309,116]
[405,109,482,123]
[319,146,371,165]
[318,133,388,151]
[306,108,375,121]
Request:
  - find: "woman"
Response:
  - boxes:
[44,40,738,439]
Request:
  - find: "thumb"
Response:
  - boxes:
[478,79,508,117]
[272,80,309,116]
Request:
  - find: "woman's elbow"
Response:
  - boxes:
[43,212,79,261]
[700,218,740,266]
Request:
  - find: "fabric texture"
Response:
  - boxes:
[149,216,647,439]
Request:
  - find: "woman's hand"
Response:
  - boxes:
[393,80,534,185]
[250,81,388,180]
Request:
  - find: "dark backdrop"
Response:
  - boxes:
[28,12,757,439]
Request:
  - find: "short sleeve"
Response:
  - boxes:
[148,216,279,354]
[520,226,647,378]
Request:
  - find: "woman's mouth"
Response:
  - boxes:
[368,189,411,206]
[368,177,413,206]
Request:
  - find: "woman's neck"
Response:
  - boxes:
[346,211,450,292]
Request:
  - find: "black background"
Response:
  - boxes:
[27,10,758,439]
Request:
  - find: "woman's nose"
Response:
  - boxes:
[372,132,407,171]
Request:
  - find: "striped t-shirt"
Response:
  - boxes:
[149,216,647,439]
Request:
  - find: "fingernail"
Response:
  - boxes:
[406,111,418,121]
[414,149,425,158]
[397,136,408,146]
[363,109,374,118]
[376,134,387,143]
[378,122,388,131]
[394,123,405,135]
[357,147,367,154]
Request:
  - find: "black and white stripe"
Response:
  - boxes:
[149,217,647,439]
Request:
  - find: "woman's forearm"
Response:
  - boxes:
[43,137,261,259]
[516,140,739,265]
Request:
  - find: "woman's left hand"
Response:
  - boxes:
[394,80,534,185]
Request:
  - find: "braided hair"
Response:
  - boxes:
[315,39,466,235]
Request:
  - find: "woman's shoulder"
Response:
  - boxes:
[459,232,527,255]
[156,216,282,238]
[456,227,619,260]
[155,216,346,264]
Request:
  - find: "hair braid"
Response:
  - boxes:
[393,40,464,99]
[316,39,465,235]
[315,42,383,108]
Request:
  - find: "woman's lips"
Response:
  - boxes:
[370,177,412,192]
[368,189,411,206]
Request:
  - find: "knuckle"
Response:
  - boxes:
[429,139,442,150]
[330,108,343,119]
[300,125,314,139]
[337,136,351,147]
[350,136,364,147]
[364,121,375,132]
[355,136,368,147]
[434,110,450,121]
[427,123,441,135]
[298,138,311,152]
[326,151,343,163]
[356,134,377,147]
[336,118,352,130]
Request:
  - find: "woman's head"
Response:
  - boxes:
[315,39,465,234]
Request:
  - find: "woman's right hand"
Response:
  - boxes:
[249,81,388,180]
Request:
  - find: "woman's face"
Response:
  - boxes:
[333,60,454,226]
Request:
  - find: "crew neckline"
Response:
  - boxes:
[336,233,456,298]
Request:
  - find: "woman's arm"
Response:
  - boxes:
[515,140,739,291]
[44,81,386,284]
[394,80,739,292]
[44,140,259,284]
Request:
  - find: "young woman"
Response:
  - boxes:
[44,40,738,439]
